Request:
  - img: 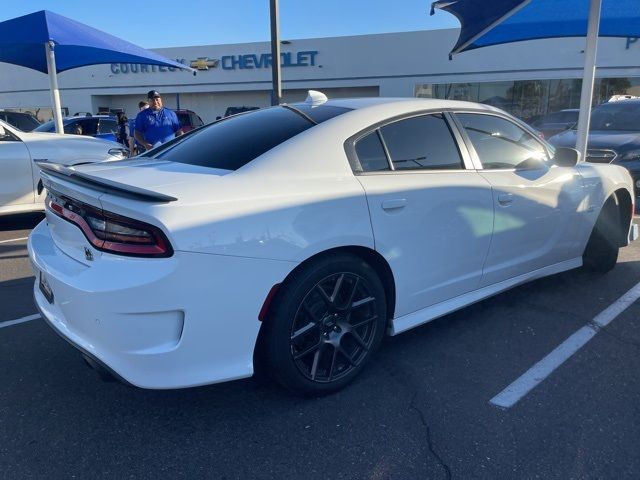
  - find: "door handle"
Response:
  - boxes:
[381,198,407,211]
[497,193,514,206]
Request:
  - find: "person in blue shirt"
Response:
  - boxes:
[134,90,181,150]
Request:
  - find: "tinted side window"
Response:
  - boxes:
[355,132,389,172]
[80,119,98,135]
[98,119,117,134]
[457,113,548,170]
[378,114,463,170]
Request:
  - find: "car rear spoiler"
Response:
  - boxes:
[36,161,178,203]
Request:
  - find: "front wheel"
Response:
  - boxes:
[262,254,387,396]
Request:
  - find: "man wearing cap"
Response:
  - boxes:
[134,90,181,150]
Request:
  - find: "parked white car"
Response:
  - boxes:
[0,119,128,216]
[28,94,637,395]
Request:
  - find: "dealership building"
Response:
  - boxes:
[0,28,639,124]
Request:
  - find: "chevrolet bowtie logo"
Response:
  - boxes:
[190,57,219,70]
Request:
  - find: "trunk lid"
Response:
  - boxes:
[39,159,231,263]
[73,158,232,201]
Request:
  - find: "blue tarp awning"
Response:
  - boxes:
[0,10,194,133]
[431,0,640,55]
[0,10,191,73]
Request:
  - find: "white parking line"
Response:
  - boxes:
[490,281,640,409]
[0,236,28,245]
[0,313,40,329]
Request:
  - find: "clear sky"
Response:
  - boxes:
[1,0,459,48]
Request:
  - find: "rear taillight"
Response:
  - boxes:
[46,190,173,258]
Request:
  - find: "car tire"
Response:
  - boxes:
[583,197,621,273]
[262,253,387,396]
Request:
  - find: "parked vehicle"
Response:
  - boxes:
[549,99,640,194]
[216,105,259,120]
[0,119,128,216]
[34,115,119,142]
[531,109,579,138]
[0,110,41,131]
[176,109,205,134]
[29,93,636,395]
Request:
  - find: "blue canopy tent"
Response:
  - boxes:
[0,10,195,133]
[430,0,640,160]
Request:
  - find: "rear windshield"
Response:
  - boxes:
[150,104,352,171]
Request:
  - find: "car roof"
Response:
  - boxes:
[602,99,640,105]
[307,97,501,112]
[64,115,115,119]
[0,110,35,116]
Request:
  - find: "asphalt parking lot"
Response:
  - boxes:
[2,213,640,479]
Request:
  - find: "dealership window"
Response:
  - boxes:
[416,77,640,123]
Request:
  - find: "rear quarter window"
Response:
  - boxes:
[177,113,190,126]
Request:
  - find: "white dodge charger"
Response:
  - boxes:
[28,93,637,395]
[0,119,128,216]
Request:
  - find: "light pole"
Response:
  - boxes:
[270,0,282,105]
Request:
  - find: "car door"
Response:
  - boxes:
[0,126,34,207]
[453,112,584,287]
[351,112,495,318]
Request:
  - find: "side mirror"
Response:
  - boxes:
[553,147,580,167]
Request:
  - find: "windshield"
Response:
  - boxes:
[34,120,55,132]
[149,104,352,171]
[588,102,640,132]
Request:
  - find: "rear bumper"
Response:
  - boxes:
[34,299,133,386]
[28,220,295,389]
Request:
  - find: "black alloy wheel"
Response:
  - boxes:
[262,254,387,395]
[291,271,378,383]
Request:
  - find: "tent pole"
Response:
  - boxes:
[575,0,602,162]
[45,41,64,134]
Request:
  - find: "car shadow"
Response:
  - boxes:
[0,212,44,232]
